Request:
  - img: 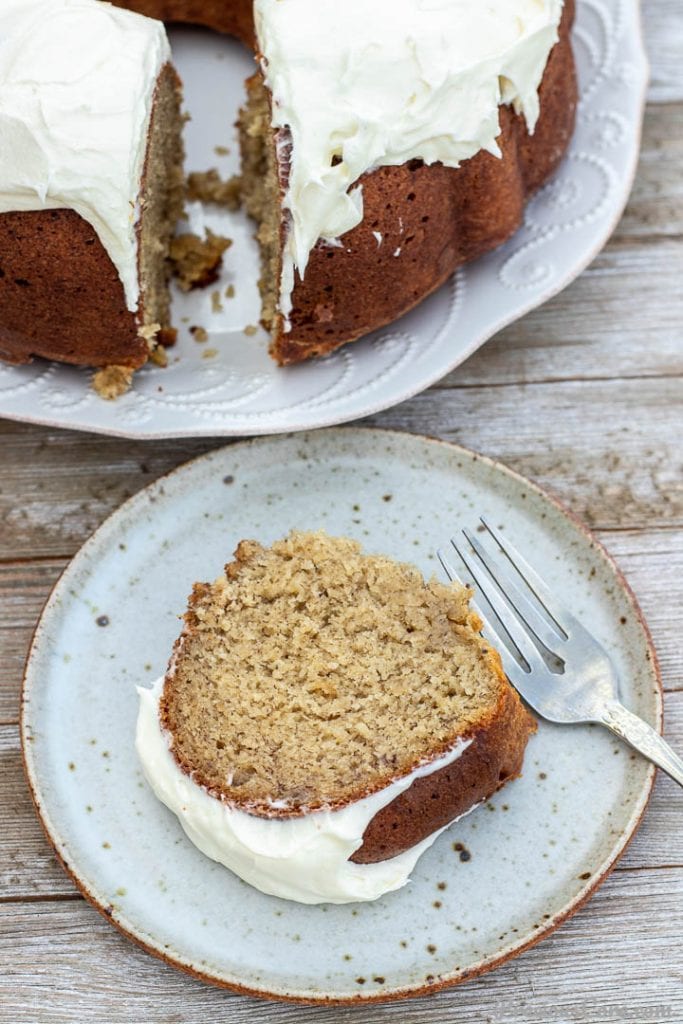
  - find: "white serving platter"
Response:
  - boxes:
[0,0,647,437]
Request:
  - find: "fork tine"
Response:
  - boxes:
[480,518,577,638]
[437,548,462,585]
[462,528,567,657]
[466,603,537,690]
[452,540,547,675]
[440,546,531,680]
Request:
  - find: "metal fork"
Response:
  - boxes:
[438,518,683,788]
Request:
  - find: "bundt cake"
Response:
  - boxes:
[136,531,535,904]
[0,0,576,377]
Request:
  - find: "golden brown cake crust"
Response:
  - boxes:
[120,0,576,366]
[0,208,147,369]
[353,683,536,864]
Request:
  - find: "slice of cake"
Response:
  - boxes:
[137,531,535,904]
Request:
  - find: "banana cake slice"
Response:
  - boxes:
[137,530,535,903]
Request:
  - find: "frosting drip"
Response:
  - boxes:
[253,0,564,319]
[0,0,170,312]
[137,677,474,904]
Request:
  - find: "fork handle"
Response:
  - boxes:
[601,702,683,788]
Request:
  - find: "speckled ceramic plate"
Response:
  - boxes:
[0,0,647,438]
[21,429,661,1002]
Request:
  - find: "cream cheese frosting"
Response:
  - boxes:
[0,0,170,312]
[254,0,564,320]
[137,677,474,904]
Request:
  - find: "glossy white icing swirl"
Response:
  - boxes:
[137,677,473,904]
[254,0,564,320]
[0,0,170,312]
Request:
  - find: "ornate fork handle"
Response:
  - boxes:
[601,702,683,788]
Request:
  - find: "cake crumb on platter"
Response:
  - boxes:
[170,229,232,292]
[147,345,168,368]
[92,365,134,400]
[186,169,241,210]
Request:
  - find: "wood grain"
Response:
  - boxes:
[0,559,65,724]
[643,0,683,102]
[617,105,683,238]
[367,376,683,532]
[1,867,681,1023]
[0,371,680,561]
[448,239,683,387]
[597,529,683,693]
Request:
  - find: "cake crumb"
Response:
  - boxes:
[225,284,236,299]
[214,145,231,157]
[93,365,134,400]
[138,322,161,348]
[190,326,209,343]
[243,324,258,336]
[157,326,178,349]
[138,321,173,368]
[202,348,218,359]
[211,290,224,314]
[148,345,168,368]
[170,229,232,291]
[186,169,241,210]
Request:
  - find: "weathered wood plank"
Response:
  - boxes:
[0,727,76,900]
[0,560,65,724]
[367,375,683,531]
[596,529,683,694]
[0,373,680,560]
[0,425,223,560]
[448,238,683,388]
[2,693,680,900]
[616,104,683,239]
[643,0,683,103]
[1,866,681,1023]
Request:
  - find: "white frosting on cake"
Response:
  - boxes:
[137,677,474,904]
[254,0,564,321]
[0,0,170,312]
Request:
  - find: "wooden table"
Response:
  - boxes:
[2,4,681,1021]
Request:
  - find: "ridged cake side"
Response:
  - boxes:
[266,0,577,363]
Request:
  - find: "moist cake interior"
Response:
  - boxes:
[161,531,505,813]
[137,63,186,348]
[239,73,283,335]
